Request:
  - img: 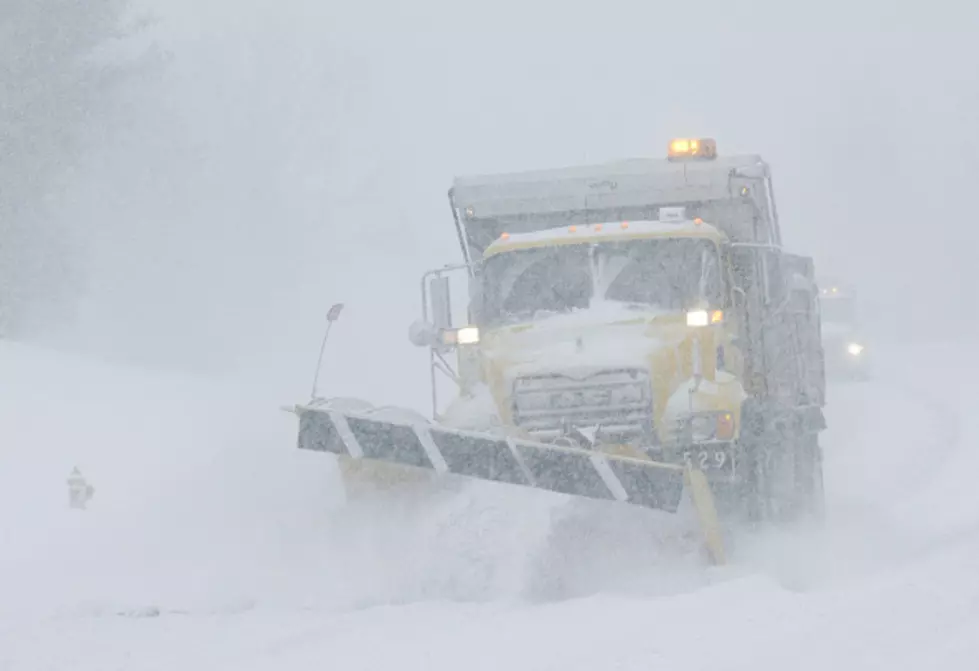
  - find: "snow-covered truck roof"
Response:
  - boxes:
[483,217,726,259]
[449,146,781,262]
[453,154,763,218]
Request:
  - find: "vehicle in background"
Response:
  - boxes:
[819,282,871,381]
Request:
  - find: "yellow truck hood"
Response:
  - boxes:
[477,303,745,444]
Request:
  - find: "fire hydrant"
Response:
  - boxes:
[67,467,95,510]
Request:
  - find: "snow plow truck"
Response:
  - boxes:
[289,138,827,565]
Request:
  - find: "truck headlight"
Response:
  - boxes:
[439,326,480,346]
[847,342,864,356]
[686,310,708,327]
[686,309,723,328]
[456,326,480,345]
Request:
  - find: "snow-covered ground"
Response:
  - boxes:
[1,338,976,669]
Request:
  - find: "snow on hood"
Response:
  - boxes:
[482,302,684,383]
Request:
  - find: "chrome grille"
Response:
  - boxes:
[512,368,654,444]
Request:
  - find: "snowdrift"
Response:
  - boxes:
[1,339,977,669]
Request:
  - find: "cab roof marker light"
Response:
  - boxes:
[668,137,718,161]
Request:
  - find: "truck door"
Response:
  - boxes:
[727,245,768,398]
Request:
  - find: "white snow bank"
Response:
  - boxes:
[0,341,630,618]
[1,338,978,670]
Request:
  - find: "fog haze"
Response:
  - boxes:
[13,0,979,409]
[3,3,979,666]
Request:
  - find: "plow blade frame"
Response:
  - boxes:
[293,404,726,564]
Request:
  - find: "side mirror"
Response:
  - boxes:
[430,276,452,332]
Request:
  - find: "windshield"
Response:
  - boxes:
[481,238,722,326]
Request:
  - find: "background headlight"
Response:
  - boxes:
[847,342,864,356]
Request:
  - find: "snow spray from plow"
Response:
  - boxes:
[288,401,727,565]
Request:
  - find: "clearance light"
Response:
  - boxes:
[668,137,718,161]
[500,232,510,240]
[716,412,735,440]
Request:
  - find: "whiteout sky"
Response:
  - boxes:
[4,5,979,666]
[45,0,979,412]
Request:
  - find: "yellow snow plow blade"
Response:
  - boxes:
[290,403,727,566]
[683,466,726,565]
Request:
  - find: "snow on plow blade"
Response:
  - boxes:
[291,404,726,564]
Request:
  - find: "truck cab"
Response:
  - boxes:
[465,212,746,475]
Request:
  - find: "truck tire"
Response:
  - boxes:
[740,400,817,526]
[738,398,773,525]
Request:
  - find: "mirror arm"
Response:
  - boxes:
[433,353,459,385]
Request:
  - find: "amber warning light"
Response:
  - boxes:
[668,137,717,161]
